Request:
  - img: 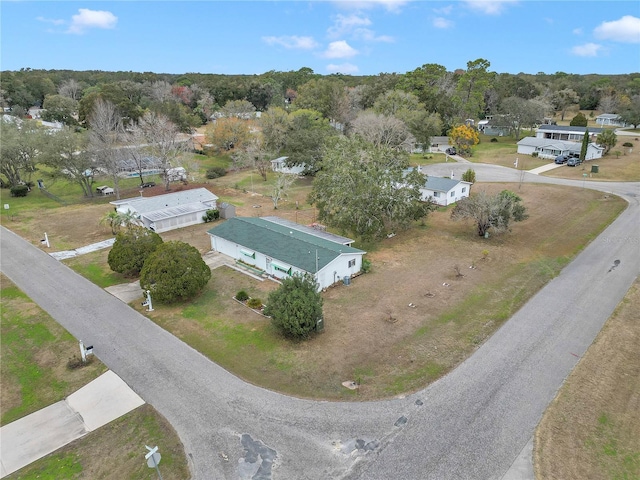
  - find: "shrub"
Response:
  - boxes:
[461,168,476,184]
[140,241,211,304]
[247,297,263,309]
[531,152,539,157]
[361,258,372,274]
[10,184,29,197]
[202,209,220,223]
[570,112,588,127]
[235,290,249,302]
[490,137,498,143]
[622,142,633,147]
[108,226,163,277]
[264,273,323,339]
[206,167,227,179]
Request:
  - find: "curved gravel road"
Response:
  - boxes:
[1,165,638,480]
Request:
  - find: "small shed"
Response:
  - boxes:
[219,202,236,219]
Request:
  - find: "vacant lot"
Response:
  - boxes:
[0,275,189,479]
[534,279,640,480]
[9,180,624,400]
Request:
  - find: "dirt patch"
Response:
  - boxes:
[534,279,640,480]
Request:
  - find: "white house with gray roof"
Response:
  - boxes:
[516,137,604,160]
[410,168,471,206]
[207,217,365,290]
[110,187,218,233]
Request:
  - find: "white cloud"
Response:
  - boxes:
[433,5,453,15]
[594,15,640,43]
[328,14,371,38]
[353,28,394,42]
[433,17,453,29]
[322,40,359,59]
[571,43,604,57]
[572,28,583,35]
[326,63,359,74]
[67,9,117,34]
[36,16,65,26]
[463,0,518,15]
[331,0,409,12]
[262,35,319,50]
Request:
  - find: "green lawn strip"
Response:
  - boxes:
[63,250,128,288]
[586,413,640,479]
[5,405,190,480]
[0,280,107,426]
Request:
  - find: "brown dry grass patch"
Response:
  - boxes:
[534,279,640,480]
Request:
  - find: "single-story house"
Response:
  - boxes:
[111,187,218,233]
[260,216,354,246]
[271,156,305,175]
[595,114,627,127]
[411,169,472,206]
[516,137,604,160]
[207,217,365,290]
[535,125,602,142]
[429,136,452,153]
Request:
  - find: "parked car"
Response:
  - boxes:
[554,155,569,164]
[445,147,457,155]
[141,181,156,188]
[567,157,582,167]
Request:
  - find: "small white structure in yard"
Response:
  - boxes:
[271,156,305,175]
[420,176,472,206]
[207,217,365,291]
[111,187,218,233]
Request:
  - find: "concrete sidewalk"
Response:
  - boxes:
[49,238,115,261]
[0,371,144,478]
[527,162,563,175]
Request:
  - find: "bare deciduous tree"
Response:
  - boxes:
[351,111,415,152]
[58,79,81,100]
[89,99,125,198]
[271,173,296,209]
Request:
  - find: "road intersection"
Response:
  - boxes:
[1,164,638,479]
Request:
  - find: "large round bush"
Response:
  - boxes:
[140,241,211,304]
[108,226,163,277]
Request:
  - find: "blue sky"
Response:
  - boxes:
[2,1,639,76]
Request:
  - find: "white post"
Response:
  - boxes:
[79,340,86,362]
[146,290,154,312]
[44,233,50,248]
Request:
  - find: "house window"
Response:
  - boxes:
[462,187,466,193]
[272,263,292,275]
[348,259,356,268]
[240,249,255,259]
[433,191,440,197]
[450,191,455,197]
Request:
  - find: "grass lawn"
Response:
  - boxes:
[0,275,189,479]
[535,279,640,480]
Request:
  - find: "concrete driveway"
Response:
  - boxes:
[1,166,638,480]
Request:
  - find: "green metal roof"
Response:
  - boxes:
[207,217,365,273]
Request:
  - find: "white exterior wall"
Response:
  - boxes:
[209,236,363,290]
[420,184,470,206]
[148,209,210,233]
[516,144,537,156]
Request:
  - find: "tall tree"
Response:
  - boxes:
[498,97,549,140]
[283,109,337,174]
[88,99,125,199]
[137,111,190,191]
[206,117,253,154]
[43,128,96,197]
[309,136,430,240]
[449,124,480,155]
[0,119,45,187]
[351,111,415,152]
[259,106,290,154]
[452,59,493,120]
[58,78,82,100]
[270,172,297,209]
[579,128,589,162]
[551,88,580,121]
[42,94,78,125]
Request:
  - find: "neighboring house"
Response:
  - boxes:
[271,156,305,175]
[111,187,218,233]
[429,136,451,153]
[480,119,511,137]
[207,216,365,290]
[418,174,472,206]
[595,114,627,127]
[535,125,602,142]
[517,137,604,160]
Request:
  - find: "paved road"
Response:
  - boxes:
[1,165,639,479]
